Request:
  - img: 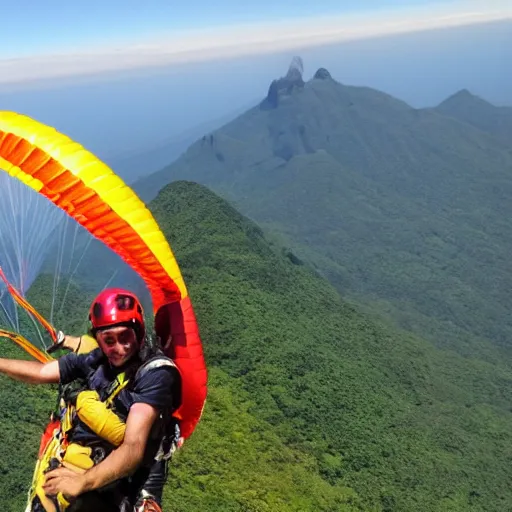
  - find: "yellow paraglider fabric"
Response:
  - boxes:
[75,334,99,354]
[0,111,187,312]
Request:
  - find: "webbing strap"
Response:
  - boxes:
[138,358,176,376]
[105,372,130,406]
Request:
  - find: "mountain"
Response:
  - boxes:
[134,63,512,363]
[434,89,512,145]
[4,181,512,510]
[135,181,512,511]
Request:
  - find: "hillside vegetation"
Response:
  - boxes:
[155,182,512,511]
[3,181,512,511]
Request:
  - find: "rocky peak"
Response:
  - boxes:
[261,56,305,109]
[314,68,332,80]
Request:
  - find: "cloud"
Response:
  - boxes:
[1,1,511,87]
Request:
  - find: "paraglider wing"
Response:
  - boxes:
[0,328,52,364]
[0,266,57,342]
[0,111,185,309]
[0,111,207,439]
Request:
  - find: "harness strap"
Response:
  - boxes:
[105,372,130,407]
[136,357,176,380]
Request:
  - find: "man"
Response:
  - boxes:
[0,288,181,511]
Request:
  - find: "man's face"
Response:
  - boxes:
[96,326,139,367]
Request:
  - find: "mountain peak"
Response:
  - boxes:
[313,67,332,80]
[453,88,473,98]
[261,56,305,110]
[285,56,304,82]
[438,88,493,109]
[435,88,511,143]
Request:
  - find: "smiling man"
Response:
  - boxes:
[0,288,182,511]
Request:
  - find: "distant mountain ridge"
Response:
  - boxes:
[434,88,512,144]
[134,61,512,362]
[136,63,510,201]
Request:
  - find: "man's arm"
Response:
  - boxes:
[0,358,60,384]
[42,402,159,497]
[82,402,158,489]
[43,364,178,498]
[79,363,179,489]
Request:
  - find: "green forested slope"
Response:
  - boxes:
[3,181,512,511]
[150,182,512,511]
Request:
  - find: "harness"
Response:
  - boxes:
[26,355,179,512]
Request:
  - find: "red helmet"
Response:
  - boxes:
[89,288,145,341]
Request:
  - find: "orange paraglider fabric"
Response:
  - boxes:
[0,266,57,342]
[0,328,53,364]
[0,111,207,439]
[0,111,185,311]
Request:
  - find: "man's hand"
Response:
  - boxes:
[42,467,86,498]
[47,332,80,353]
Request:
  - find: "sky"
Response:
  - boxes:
[5,0,385,56]
[0,1,510,334]
[2,0,511,84]
[4,1,499,55]
[1,0,511,169]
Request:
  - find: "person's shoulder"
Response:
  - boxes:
[130,354,181,409]
[138,355,179,380]
[134,354,181,388]
[139,355,177,374]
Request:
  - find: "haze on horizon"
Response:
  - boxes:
[0,0,510,165]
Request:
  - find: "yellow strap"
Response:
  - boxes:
[27,436,62,511]
[61,403,76,436]
[57,492,71,507]
[105,372,130,406]
[62,370,128,434]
